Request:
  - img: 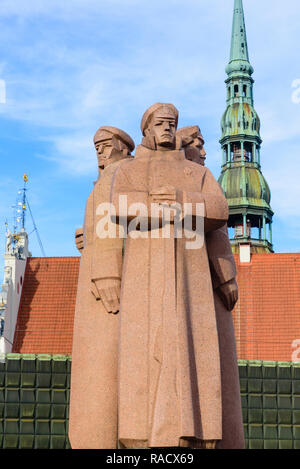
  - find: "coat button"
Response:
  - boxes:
[184,167,192,176]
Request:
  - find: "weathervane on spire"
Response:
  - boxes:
[4,173,45,258]
[21,173,28,231]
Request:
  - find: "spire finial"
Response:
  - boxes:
[226,0,253,76]
[230,0,249,62]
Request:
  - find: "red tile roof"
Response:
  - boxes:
[12,257,80,354]
[232,253,300,362]
[12,253,300,361]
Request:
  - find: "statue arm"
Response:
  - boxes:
[90,247,122,315]
[182,168,229,232]
[206,224,236,289]
[206,224,239,311]
[215,278,239,311]
[89,182,124,314]
[111,164,150,221]
[90,245,123,281]
[75,189,94,253]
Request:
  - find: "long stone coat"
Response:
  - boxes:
[110,145,229,448]
[69,160,126,449]
[206,225,245,449]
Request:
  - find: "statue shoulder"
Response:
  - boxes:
[183,159,208,179]
[112,156,144,185]
[109,156,136,178]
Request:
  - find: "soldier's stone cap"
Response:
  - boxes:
[93,126,135,152]
[177,125,204,144]
[141,103,179,136]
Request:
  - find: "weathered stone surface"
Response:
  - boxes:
[110,105,228,448]
[178,125,244,449]
[69,106,243,449]
[68,126,134,449]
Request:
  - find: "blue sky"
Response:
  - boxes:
[0,0,299,261]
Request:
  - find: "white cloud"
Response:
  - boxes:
[0,0,298,253]
[41,133,96,175]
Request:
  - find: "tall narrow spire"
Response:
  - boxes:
[218,0,274,255]
[230,0,249,62]
[226,0,253,78]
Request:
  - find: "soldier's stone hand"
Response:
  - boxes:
[75,228,84,252]
[150,186,177,205]
[91,278,121,314]
[217,278,238,311]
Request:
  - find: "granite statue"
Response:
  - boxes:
[177,125,244,449]
[69,126,135,449]
[110,104,229,449]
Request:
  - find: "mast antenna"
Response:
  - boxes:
[7,174,46,257]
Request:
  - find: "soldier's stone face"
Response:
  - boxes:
[147,112,177,149]
[191,134,206,154]
[95,138,115,169]
[185,132,206,166]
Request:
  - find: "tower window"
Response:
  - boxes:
[234,223,251,238]
[244,142,252,161]
[235,225,243,238]
[234,85,239,97]
[243,85,247,97]
[232,143,241,161]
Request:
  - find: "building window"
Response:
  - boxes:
[235,223,251,238]
[235,225,244,238]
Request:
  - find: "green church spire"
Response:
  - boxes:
[229,0,250,62]
[218,0,274,254]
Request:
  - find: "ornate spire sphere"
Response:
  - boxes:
[218,0,274,254]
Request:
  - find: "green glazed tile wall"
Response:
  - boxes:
[1,355,300,449]
[0,354,71,449]
[239,360,300,449]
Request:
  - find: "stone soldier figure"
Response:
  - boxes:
[178,125,207,166]
[69,126,135,449]
[177,125,244,449]
[110,103,229,449]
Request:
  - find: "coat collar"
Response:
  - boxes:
[135,144,186,162]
